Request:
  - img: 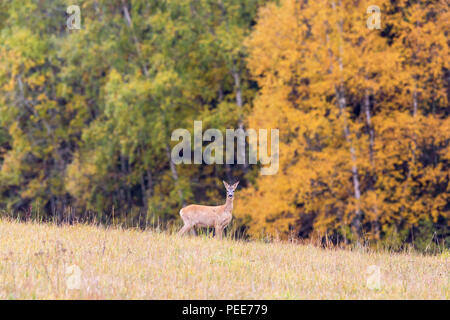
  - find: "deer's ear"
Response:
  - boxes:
[223,180,230,189]
[232,181,239,189]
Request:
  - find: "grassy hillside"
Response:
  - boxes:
[0,219,448,299]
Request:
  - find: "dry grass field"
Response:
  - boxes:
[0,219,448,299]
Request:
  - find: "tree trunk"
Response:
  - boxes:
[331,1,362,237]
[140,167,154,214]
[122,1,184,207]
[119,155,129,210]
[364,88,380,239]
[218,82,234,182]
[216,2,247,172]
[166,145,185,206]
[231,64,248,171]
[336,84,362,236]
[140,174,148,213]
[121,0,149,77]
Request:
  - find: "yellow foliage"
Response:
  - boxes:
[236,0,449,240]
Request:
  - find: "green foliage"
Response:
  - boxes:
[0,0,262,224]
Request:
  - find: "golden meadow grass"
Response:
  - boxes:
[0,219,448,299]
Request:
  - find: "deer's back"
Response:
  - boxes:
[180,204,225,227]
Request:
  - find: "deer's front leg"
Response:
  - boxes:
[215,225,223,239]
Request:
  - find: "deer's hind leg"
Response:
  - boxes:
[178,224,189,236]
[178,220,195,236]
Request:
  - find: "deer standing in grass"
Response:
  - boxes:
[178,181,239,239]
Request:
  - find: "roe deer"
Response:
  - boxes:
[178,181,239,239]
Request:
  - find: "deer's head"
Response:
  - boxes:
[223,181,239,199]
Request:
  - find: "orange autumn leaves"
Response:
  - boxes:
[236,0,449,241]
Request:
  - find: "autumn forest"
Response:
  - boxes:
[0,0,448,251]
